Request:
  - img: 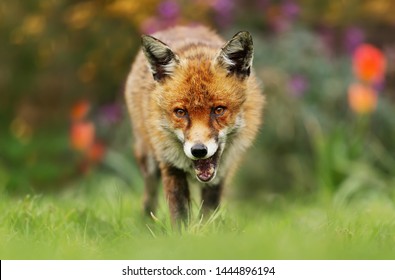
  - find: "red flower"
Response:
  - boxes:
[348,83,378,115]
[352,44,386,84]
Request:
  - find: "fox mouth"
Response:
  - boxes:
[192,151,220,183]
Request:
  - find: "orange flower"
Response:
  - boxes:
[70,121,95,151]
[352,44,386,84]
[70,100,90,121]
[348,83,378,115]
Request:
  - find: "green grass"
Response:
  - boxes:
[1,176,395,260]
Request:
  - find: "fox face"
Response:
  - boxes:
[141,31,254,183]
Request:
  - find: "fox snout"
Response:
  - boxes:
[181,128,222,183]
[183,139,219,160]
[190,143,207,158]
[183,138,221,183]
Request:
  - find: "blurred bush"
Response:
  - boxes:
[0,0,394,202]
[236,29,395,201]
[301,0,395,27]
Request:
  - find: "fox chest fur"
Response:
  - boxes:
[125,26,264,224]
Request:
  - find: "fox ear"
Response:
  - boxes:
[141,35,179,82]
[216,31,253,79]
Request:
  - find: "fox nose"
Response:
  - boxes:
[191,143,208,158]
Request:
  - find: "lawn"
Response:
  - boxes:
[1,175,395,260]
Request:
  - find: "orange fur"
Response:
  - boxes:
[125,26,265,224]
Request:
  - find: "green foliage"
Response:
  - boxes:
[0,128,75,193]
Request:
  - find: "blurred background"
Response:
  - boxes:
[1,0,394,204]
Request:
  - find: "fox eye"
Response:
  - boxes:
[174,108,187,118]
[213,106,226,116]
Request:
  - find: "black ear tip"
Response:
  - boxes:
[141,34,155,45]
[228,31,253,51]
[235,31,251,36]
[234,31,252,38]
[141,35,149,46]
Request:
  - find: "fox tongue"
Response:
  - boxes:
[193,158,215,182]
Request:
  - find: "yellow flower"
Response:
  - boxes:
[348,83,378,115]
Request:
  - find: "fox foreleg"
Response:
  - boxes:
[161,164,191,225]
[201,183,223,218]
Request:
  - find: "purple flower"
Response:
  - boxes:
[344,27,365,54]
[282,0,300,20]
[158,0,180,20]
[213,0,234,12]
[212,0,235,28]
[288,75,309,97]
[265,1,300,33]
[372,79,386,92]
[99,103,122,125]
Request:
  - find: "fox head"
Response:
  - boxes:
[141,31,254,183]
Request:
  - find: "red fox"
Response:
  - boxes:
[125,26,264,224]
